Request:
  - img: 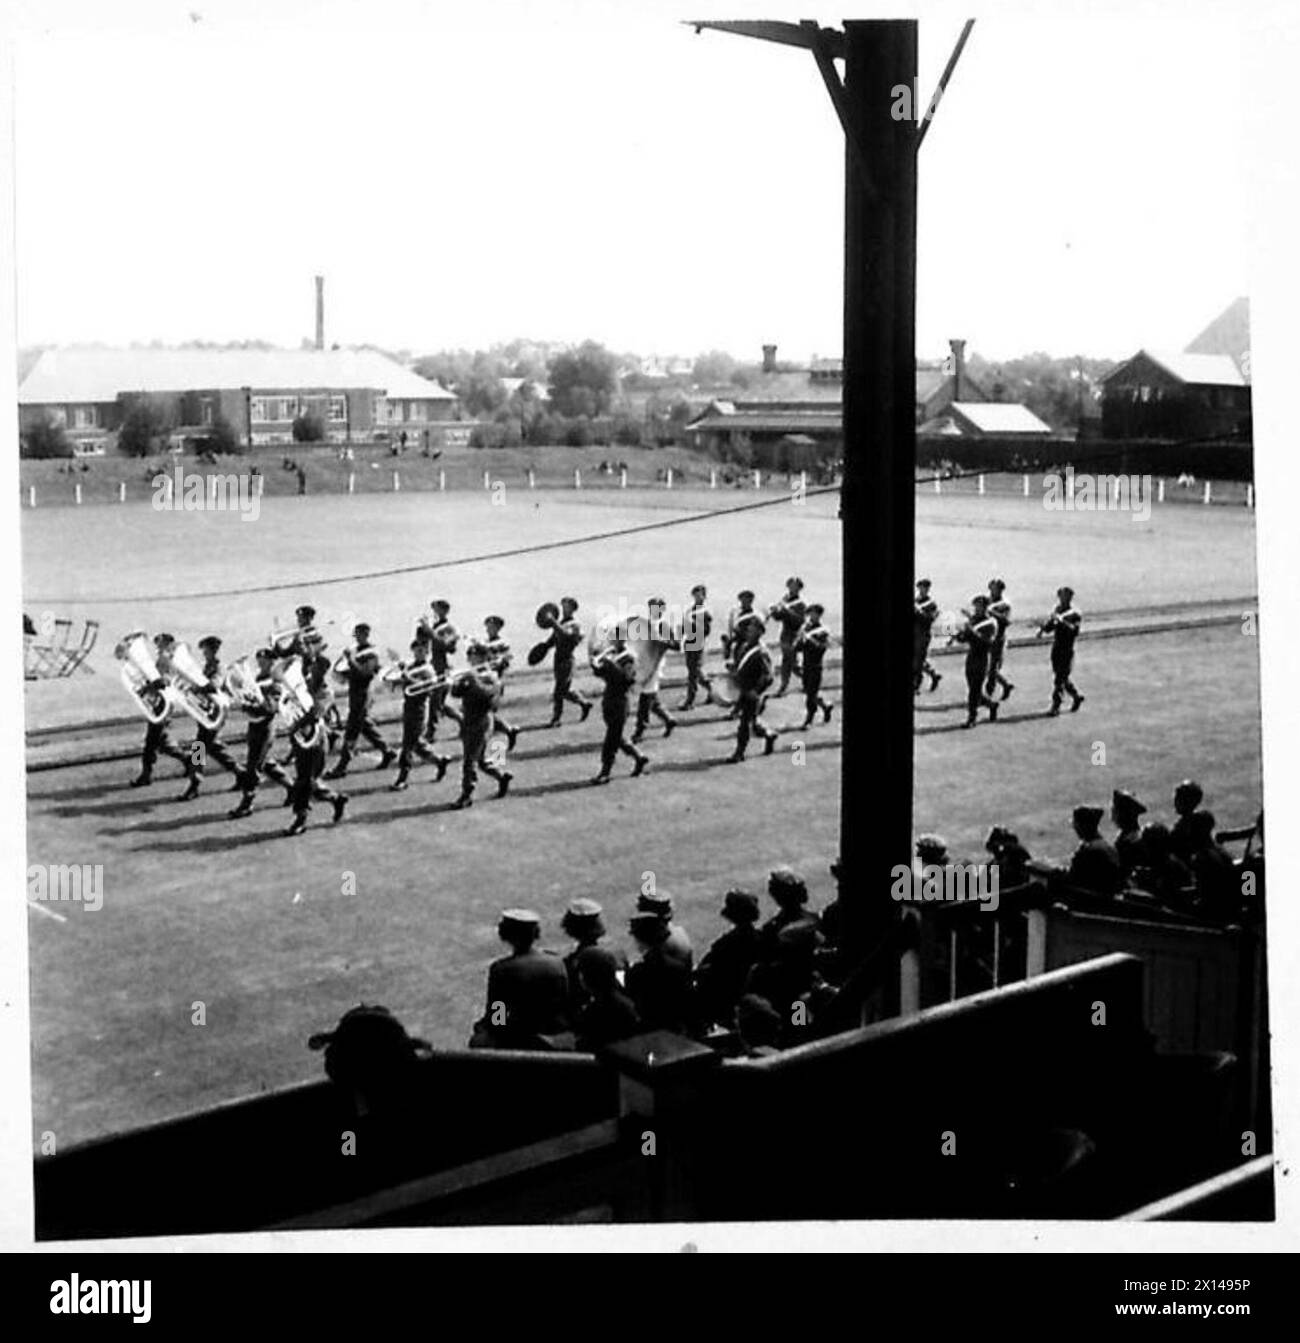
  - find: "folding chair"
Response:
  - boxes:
[57,619,99,677]
[27,618,72,678]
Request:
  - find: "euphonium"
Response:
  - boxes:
[273,658,326,749]
[222,656,272,714]
[115,632,171,725]
[167,641,229,732]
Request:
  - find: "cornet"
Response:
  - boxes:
[115,632,172,725]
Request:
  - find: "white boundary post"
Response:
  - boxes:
[347,472,355,494]
[753,469,761,489]
[665,467,673,489]
[574,468,582,489]
[710,468,717,489]
[1203,480,1213,506]
[977,474,985,495]
[28,486,36,508]
[1023,474,1030,496]
[118,481,126,503]
[527,468,535,489]
[1246,482,1254,509]
[393,470,401,492]
[74,483,82,505]
[438,469,446,491]
[1157,478,1165,503]
[933,475,941,495]
[483,469,491,490]
[620,467,628,489]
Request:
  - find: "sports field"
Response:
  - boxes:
[22,482,1262,1147]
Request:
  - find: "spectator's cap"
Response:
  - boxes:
[738,589,755,602]
[1057,586,1075,601]
[916,834,948,858]
[560,596,579,612]
[296,605,317,622]
[786,576,804,590]
[1174,779,1204,808]
[637,891,673,918]
[154,632,175,647]
[573,946,620,992]
[691,584,707,598]
[1073,805,1105,829]
[986,825,1010,848]
[198,636,221,652]
[807,603,825,617]
[721,889,761,924]
[916,578,932,589]
[768,867,808,905]
[484,615,505,629]
[629,913,670,944]
[988,577,1006,592]
[353,622,371,637]
[648,595,667,607]
[499,909,541,936]
[561,898,606,940]
[1112,789,1147,817]
[430,599,450,613]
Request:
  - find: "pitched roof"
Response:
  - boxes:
[1101,349,1245,389]
[686,409,842,436]
[946,402,1054,434]
[1185,297,1250,379]
[18,347,455,405]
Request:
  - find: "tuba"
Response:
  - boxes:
[274,658,326,749]
[115,632,171,724]
[167,642,229,732]
[223,656,273,715]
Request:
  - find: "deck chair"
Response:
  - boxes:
[26,618,72,679]
[56,619,99,677]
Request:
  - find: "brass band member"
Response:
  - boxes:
[182,635,242,802]
[952,594,1001,728]
[418,598,462,741]
[591,635,650,784]
[770,575,808,696]
[540,597,593,728]
[481,615,519,750]
[678,583,715,710]
[451,641,513,808]
[722,589,765,667]
[795,604,834,728]
[1037,586,1085,716]
[129,632,200,795]
[913,578,942,694]
[229,647,290,819]
[325,623,397,780]
[727,620,777,763]
[285,685,349,838]
[391,639,453,791]
[632,597,677,744]
[984,578,1015,701]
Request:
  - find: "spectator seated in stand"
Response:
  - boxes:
[308,1003,432,1121]
[1046,805,1125,898]
[1185,811,1241,923]
[1110,789,1149,877]
[1169,779,1206,863]
[625,913,694,1034]
[735,993,784,1058]
[571,947,641,1051]
[758,867,820,955]
[985,826,1035,888]
[468,909,571,1051]
[1129,822,1194,909]
[635,891,693,971]
[560,898,616,1019]
[693,889,762,1032]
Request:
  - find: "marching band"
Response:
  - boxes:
[111,574,1083,835]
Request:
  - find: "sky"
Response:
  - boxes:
[1,0,1276,363]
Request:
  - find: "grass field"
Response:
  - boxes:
[22,484,1262,1148]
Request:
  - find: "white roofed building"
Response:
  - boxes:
[18,346,458,449]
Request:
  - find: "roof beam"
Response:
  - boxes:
[916,19,975,148]
[686,20,844,60]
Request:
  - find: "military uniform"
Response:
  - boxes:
[417,608,462,740]
[913,584,942,693]
[229,657,289,817]
[625,942,694,1034]
[327,636,395,778]
[285,666,348,835]
[723,599,765,667]
[546,611,592,726]
[391,655,452,790]
[592,645,648,782]
[770,581,808,695]
[694,902,761,1030]
[1040,596,1084,714]
[474,947,571,1049]
[632,610,677,743]
[795,614,833,727]
[679,593,715,709]
[954,605,1000,727]
[1067,836,1124,896]
[729,640,777,761]
[984,586,1015,700]
[451,662,511,806]
[482,623,519,750]
[131,641,198,790]
[184,641,241,800]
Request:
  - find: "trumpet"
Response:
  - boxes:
[115,631,172,725]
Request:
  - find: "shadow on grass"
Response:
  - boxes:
[915,708,1062,736]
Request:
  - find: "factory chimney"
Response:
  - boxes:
[315,276,325,351]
